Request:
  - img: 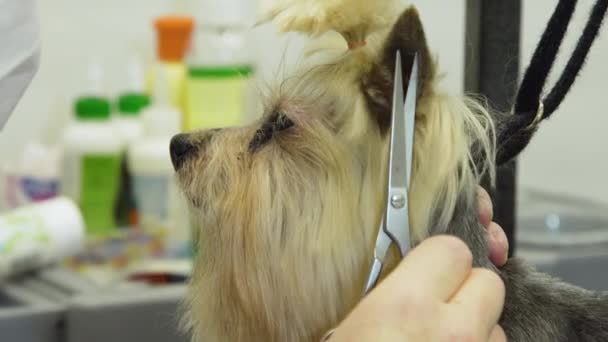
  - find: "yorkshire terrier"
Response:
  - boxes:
[171,1,608,341]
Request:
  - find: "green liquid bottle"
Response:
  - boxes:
[61,59,124,238]
[61,97,123,237]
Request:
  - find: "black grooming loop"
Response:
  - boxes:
[496,0,608,165]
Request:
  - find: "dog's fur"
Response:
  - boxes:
[172,5,608,342]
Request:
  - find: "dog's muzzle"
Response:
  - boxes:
[170,133,197,171]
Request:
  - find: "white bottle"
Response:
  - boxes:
[0,197,85,282]
[113,55,151,227]
[128,70,190,257]
[114,54,149,145]
[61,96,123,236]
[0,142,61,210]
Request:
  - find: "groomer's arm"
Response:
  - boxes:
[327,186,508,342]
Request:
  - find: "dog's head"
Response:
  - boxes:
[172,7,495,342]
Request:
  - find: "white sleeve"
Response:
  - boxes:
[0,0,41,129]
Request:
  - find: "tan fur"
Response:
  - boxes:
[258,0,398,44]
[176,4,496,341]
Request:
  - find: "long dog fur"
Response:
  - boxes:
[172,4,608,341]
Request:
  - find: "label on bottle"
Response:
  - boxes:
[21,177,60,202]
[132,174,193,257]
[1,174,59,210]
[132,174,170,229]
[79,154,121,236]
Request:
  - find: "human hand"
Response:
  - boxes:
[327,236,506,341]
[323,188,508,341]
[477,186,509,267]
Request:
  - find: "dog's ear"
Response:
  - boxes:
[362,6,436,133]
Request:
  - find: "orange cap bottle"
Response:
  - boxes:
[154,16,195,62]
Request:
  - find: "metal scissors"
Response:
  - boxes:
[363,51,419,295]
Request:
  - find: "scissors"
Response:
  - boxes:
[363,51,419,295]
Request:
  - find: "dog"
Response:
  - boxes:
[171,3,608,341]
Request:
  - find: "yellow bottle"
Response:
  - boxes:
[145,16,194,126]
[184,23,257,131]
[185,65,254,130]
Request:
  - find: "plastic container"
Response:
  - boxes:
[1,91,68,212]
[61,97,123,236]
[113,93,150,227]
[128,72,191,257]
[113,56,151,227]
[114,94,149,143]
[0,197,85,282]
[146,16,194,121]
[115,55,150,145]
[0,143,61,211]
[128,139,175,226]
[184,0,257,131]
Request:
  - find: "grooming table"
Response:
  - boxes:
[0,282,64,342]
[0,267,191,342]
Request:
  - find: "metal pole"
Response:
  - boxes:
[464,0,522,257]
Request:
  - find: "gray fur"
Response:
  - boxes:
[437,157,608,342]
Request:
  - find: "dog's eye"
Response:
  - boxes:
[248,111,294,153]
[273,112,294,131]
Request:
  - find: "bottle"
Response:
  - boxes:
[115,55,150,144]
[61,96,123,237]
[0,94,69,212]
[128,71,190,257]
[114,55,151,227]
[184,0,257,131]
[0,143,61,211]
[146,16,194,120]
[0,197,85,282]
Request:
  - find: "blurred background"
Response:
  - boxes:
[3,0,607,202]
[0,1,607,341]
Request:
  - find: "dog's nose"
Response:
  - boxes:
[170,134,197,170]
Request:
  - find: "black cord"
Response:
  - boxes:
[496,0,608,165]
[543,0,608,116]
[514,0,578,116]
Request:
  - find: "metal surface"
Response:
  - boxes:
[0,268,190,342]
[364,52,418,294]
[0,284,65,342]
[385,52,417,258]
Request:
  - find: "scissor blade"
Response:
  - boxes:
[363,227,392,295]
[383,52,412,257]
[389,52,407,191]
[364,53,418,296]
[404,54,418,190]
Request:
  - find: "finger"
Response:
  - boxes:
[385,235,473,301]
[478,186,494,227]
[489,325,507,342]
[448,268,505,337]
[487,222,509,267]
